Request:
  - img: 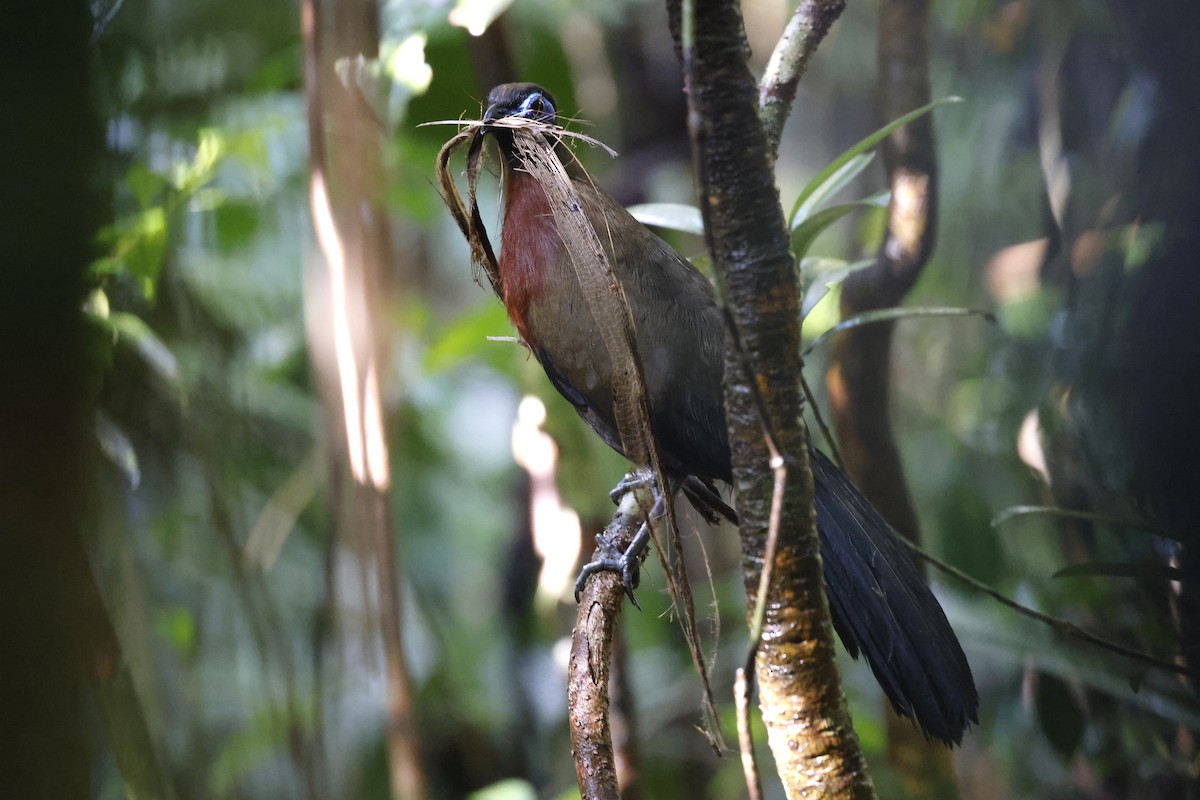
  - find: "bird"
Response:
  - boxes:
[469,81,978,745]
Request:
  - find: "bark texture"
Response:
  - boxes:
[669,0,874,795]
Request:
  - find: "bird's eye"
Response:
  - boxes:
[519,92,554,121]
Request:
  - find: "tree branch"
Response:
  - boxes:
[568,492,650,800]
[759,0,847,157]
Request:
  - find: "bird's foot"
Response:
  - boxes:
[574,521,651,608]
[578,478,669,608]
[608,470,657,505]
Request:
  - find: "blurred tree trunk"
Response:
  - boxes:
[826,0,959,794]
[302,0,425,798]
[0,1,101,796]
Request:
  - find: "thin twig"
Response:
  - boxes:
[800,371,844,470]
[734,667,764,800]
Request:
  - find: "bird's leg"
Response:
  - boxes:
[577,473,682,608]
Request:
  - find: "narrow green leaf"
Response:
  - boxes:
[800,258,876,318]
[792,153,876,227]
[802,306,994,356]
[790,192,889,258]
[788,95,963,228]
[627,202,705,235]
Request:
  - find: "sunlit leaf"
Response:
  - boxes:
[384,32,433,94]
[121,207,168,296]
[171,128,224,193]
[799,258,875,318]
[223,129,271,176]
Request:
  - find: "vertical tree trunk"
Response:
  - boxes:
[827,0,958,793]
[0,1,100,796]
[669,0,875,795]
[302,1,425,797]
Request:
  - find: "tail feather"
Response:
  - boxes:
[810,447,979,745]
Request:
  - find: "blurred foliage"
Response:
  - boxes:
[78,0,1199,798]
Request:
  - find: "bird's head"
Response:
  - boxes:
[480,83,573,172]
[483,83,559,127]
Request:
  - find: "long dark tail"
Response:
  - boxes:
[811,447,978,744]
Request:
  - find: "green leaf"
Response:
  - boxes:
[790,192,889,258]
[171,128,224,194]
[121,207,168,295]
[792,153,877,227]
[126,162,167,209]
[627,202,704,235]
[223,129,270,175]
[214,200,261,251]
[788,96,963,228]
[426,301,517,373]
[154,606,197,657]
[1053,561,1183,581]
[802,306,995,356]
